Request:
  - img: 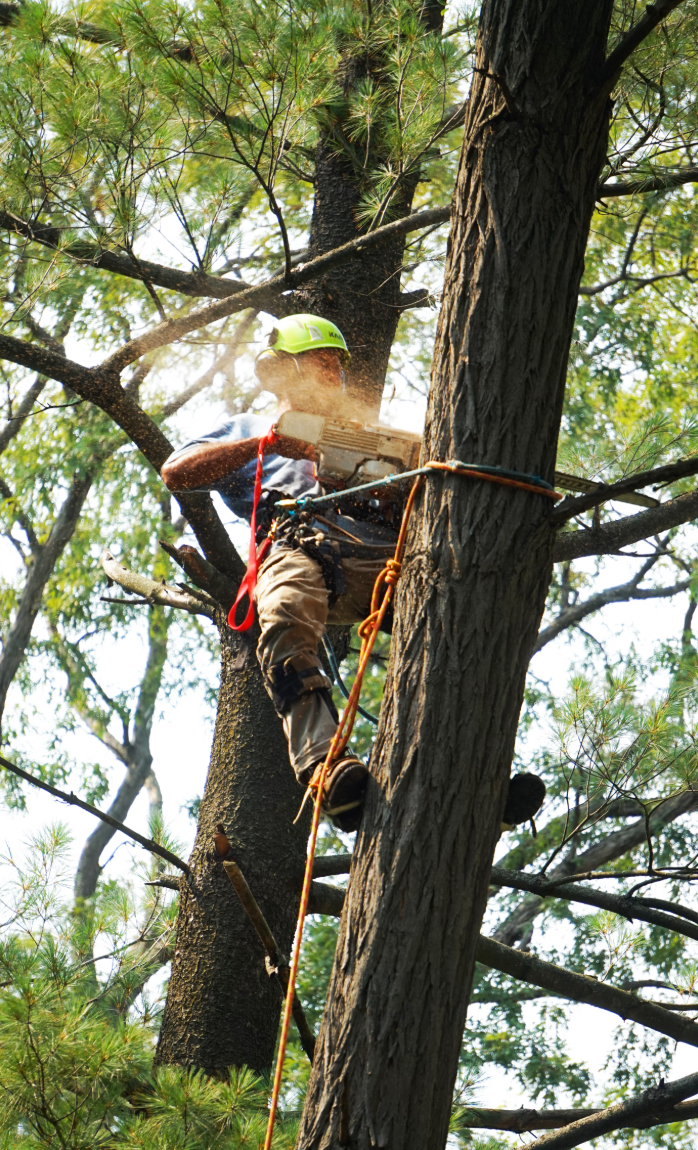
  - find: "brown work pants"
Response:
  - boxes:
[255,545,386,780]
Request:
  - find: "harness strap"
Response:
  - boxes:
[228,427,278,632]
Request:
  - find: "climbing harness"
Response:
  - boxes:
[228,427,279,632]
[229,439,561,635]
[262,460,561,1150]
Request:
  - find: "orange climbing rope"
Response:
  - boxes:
[262,475,423,1150]
[262,462,560,1150]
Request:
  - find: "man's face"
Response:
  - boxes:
[297,347,344,391]
[287,347,345,412]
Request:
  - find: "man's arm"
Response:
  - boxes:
[161,434,315,491]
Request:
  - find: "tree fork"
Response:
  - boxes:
[297,4,617,1149]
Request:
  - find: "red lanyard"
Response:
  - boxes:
[228,427,278,632]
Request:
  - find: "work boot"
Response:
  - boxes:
[311,757,369,833]
[501,773,546,832]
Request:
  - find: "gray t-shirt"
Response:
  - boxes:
[165,413,321,522]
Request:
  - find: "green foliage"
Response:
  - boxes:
[118,1067,297,1150]
[0,827,301,1150]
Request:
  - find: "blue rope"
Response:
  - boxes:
[277,459,554,513]
[322,636,379,726]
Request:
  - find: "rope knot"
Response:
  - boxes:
[357,610,379,640]
[384,558,402,586]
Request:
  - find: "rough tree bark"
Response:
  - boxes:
[155,613,312,1074]
[297,3,617,1148]
[299,143,421,414]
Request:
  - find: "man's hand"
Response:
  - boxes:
[271,432,317,462]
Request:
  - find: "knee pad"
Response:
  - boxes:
[265,655,338,721]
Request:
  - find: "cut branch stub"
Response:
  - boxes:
[100,549,214,618]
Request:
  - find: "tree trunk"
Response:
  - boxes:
[297,3,615,1148]
[155,613,311,1075]
[298,5,444,414]
[299,143,419,415]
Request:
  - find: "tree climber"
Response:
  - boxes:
[161,313,547,835]
[161,314,398,831]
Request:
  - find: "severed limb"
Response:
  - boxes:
[0,752,190,874]
[100,549,214,618]
[223,860,316,1062]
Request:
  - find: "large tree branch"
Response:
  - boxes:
[476,934,698,1048]
[0,205,451,314]
[0,208,262,300]
[0,332,240,576]
[457,1096,698,1134]
[554,488,698,562]
[490,866,698,944]
[99,207,452,371]
[0,753,190,874]
[602,0,688,83]
[516,1073,698,1149]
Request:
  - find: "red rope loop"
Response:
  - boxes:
[228,427,279,632]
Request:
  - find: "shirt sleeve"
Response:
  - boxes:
[163,414,269,466]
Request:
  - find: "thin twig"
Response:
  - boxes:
[0,753,190,874]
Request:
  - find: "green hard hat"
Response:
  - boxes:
[257,313,350,366]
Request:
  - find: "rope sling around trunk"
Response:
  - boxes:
[261,462,561,1150]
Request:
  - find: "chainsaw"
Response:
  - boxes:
[275,411,658,509]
